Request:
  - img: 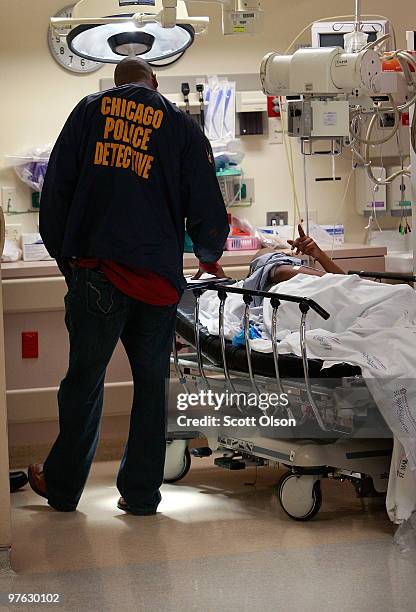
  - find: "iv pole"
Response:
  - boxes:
[354,0,361,32]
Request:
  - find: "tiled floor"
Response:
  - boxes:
[1,458,415,611]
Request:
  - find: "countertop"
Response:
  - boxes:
[1,243,387,280]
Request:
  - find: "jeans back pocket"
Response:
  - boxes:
[86,269,126,317]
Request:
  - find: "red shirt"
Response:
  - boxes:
[76,259,220,306]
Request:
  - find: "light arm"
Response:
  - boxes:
[50,1,261,34]
[51,13,209,33]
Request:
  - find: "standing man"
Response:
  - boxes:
[28,58,229,515]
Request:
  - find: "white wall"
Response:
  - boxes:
[0,0,410,241]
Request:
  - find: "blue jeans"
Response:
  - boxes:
[44,267,178,513]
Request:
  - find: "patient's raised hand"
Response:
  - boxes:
[288,224,345,275]
[287,224,322,260]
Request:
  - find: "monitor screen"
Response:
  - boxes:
[319,31,377,48]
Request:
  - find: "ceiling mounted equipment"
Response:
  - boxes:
[53,0,205,66]
[67,18,196,65]
[50,1,263,66]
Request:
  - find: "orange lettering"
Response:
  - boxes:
[121,98,127,117]
[111,97,122,116]
[152,110,163,129]
[114,119,124,140]
[103,117,115,139]
[94,141,104,164]
[115,144,125,168]
[132,126,144,148]
[123,146,131,168]
[102,143,111,166]
[128,122,135,142]
[143,106,154,126]
[101,97,111,115]
[109,143,118,166]
[142,155,154,179]
[137,153,147,175]
[133,103,144,123]
[141,128,152,151]
[135,152,145,175]
[122,121,131,144]
[126,100,136,121]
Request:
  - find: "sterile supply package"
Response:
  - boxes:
[1,238,22,262]
[6,145,51,193]
[321,224,345,244]
[255,226,292,250]
[255,222,339,250]
[204,76,236,142]
[22,233,53,261]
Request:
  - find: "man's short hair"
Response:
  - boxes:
[114,58,154,87]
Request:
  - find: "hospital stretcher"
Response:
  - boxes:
[163,273,415,521]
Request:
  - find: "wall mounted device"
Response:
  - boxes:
[387,167,412,217]
[287,99,350,139]
[356,166,387,215]
[311,20,390,50]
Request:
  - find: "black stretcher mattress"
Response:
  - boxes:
[176,291,361,380]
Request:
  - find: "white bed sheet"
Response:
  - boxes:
[199,273,416,522]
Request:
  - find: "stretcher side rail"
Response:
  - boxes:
[172,281,331,433]
[348,270,416,283]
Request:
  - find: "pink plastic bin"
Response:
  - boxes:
[225,236,260,251]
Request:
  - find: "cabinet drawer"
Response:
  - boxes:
[334,257,386,274]
[186,265,249,281]
[2,262,251,316]
[3,277,66,314]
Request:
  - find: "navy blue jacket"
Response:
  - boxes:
[39,84,229,291]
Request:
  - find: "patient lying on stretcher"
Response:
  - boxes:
[268,224,345,285]
[198,228,416,354]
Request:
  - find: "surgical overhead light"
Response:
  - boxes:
[55,0,200,66]
[67,19,196,66]
[50,0,263,66]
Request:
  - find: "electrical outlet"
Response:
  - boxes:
[2,186,16,211]
[5,224,22,246]
[267,211,288,226]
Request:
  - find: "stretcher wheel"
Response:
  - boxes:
[277,472,322,521]
[163,442,191,484]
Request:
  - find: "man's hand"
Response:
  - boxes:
[287,224,323,261]
[192,262,229,280]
